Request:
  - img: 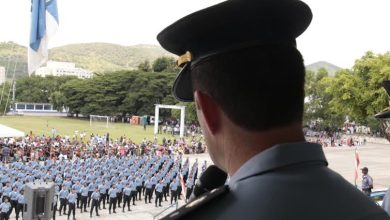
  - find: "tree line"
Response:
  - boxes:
[304,51,390,133]
[0,56,198,123]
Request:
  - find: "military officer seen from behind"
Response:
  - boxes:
[157,0,390,219]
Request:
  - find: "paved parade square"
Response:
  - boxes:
[2,142,390,220]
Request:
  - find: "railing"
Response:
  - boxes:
[153,202,179,220]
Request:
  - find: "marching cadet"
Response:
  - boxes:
[80,183,89,213]
[67,189,77,220]
[144,178,153,204]
[170,178,179,204]
[98,180,107,209]
[58,185,69,216]
[90,187,100,218]
[116,179,124,208]
[108,184,118,214]
[0,197,11,220]
[176,176,182,200]
[163,177,170,201]
[122,183,132,212]
[8,187,19,216]
[87,180,96,207]
[155,180,164,207]
[185,176,194,202]
[2,183,11,200]
[130,180,137,206]
[135,175,143,201]
[71,181,82,208]
[15,189,24,220]
[150,174,157,197]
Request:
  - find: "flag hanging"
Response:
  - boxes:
[28,0,59,75]
[354,147,360,186]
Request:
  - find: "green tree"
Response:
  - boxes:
[138,60,151,72]
[324,52,390,125]
[304,68,344,130]
[152,56,178,72]
[61,79,88,117]
[171,102,198,124]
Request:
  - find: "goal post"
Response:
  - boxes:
[154,104,185,137]
[90,115,109,128]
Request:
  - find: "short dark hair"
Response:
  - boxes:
[191,44,305,131]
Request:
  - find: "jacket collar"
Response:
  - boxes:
[228,142,327,188]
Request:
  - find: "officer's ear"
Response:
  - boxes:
[194,90,221,134]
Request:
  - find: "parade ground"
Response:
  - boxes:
[51,143,390,220]
[0,143,388,220]
[324,143,390,189]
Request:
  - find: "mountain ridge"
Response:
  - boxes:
[1,41,342,79]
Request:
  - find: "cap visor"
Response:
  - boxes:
[172,64,194,102]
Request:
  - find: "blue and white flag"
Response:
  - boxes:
[28,0,59,75]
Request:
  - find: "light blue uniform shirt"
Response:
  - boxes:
[123,187,132,196]
[98,184,107,194]
[9,191,19,201]
[170,182,178,191]
[80,187,89,197]
[155,183,163,193]
[17,194,25,204]
[91,192,100,200]
[108,188,117,198]
[59,190,69,199]
[67,192,77,204]
[72,184,82,192]
[0,202,11,213]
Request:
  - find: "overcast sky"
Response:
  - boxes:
[1,0,389,68]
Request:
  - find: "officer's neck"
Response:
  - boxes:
[220,122,305,176]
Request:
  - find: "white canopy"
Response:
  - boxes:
[0,124,25,138]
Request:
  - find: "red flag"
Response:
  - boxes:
[354,148,360,185]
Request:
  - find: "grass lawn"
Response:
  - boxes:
[0,116,184,143]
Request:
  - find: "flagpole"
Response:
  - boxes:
[354,146,360,188]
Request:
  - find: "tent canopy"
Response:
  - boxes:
[0,124,25,138]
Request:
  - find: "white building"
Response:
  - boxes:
[0,66,5,85]
[35,61,93,79]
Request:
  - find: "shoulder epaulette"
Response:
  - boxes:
[162,185,229,220]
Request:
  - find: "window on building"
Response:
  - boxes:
[16,104,25,110]
[44,105,52,110]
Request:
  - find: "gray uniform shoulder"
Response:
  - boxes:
[162,185,229,220]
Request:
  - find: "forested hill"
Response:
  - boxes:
[0,41,174,78]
